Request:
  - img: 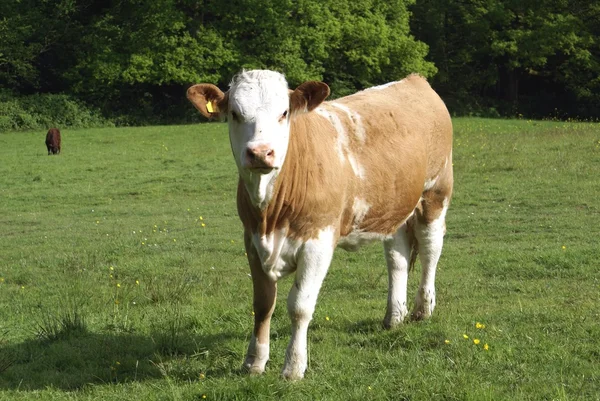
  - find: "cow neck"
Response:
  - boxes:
[237,115,328,239]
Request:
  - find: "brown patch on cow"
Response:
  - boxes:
[237,74,453,243]
[245,232,277,344]
[45,128,61,155]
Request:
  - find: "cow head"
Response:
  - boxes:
[188,70,330,208]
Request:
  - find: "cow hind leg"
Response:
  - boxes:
[382,225,412,329]
[411,191,450,321]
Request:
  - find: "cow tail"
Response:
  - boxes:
[406,217,419,272]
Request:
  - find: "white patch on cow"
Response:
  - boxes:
[315,106,365,179]
[330,102,366,143]
[364,80,403,92]
[241,169,278,210]
[283,226,336,380]
[383,224,411,328]
[352,197,370,224]
[252,228,301,281]
[412,197,449,320]
[338,231,390,252]
[315,107,346,162]
[347,154,366,179]
[243,334,270,373]
[424,175,438,191]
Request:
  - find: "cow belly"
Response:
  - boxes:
[337,230,390,251]
[252,229,301,281]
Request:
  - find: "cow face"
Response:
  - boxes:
[187,70,329,207]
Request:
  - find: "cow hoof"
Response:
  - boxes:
[282,367,305,381]
[242,363,265,376]
[410,307,433,321]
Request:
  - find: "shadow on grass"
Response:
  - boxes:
[0,329,237,391]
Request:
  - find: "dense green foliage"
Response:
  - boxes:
[411,0,600,118]
[1,119,599,399]
[1,0,599,126]
[0,0,433,127]
[0,92,112,131]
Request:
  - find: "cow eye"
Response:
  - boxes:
[279,110,288,123]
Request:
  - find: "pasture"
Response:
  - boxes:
[0,118,598,400]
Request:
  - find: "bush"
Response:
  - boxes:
[0,92,113,131]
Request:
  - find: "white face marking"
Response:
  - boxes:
[227,70,291,208]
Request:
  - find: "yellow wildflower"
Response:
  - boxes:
[484,343,489,351]
[199,373,205,379]
[136,280,140,285]
[201,223,206,227]
[325,316,330,321]
[110,266,114,271]
[473,339,480,345]
[463,334,469,339]
[444,339,451,344]
[562,245,566,250]
[116,283,121,288]
[475,322,485,329]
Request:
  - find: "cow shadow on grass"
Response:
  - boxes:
[0,328,241,391]
[344,318,449,352]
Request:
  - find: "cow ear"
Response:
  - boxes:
[187,84,228,119]
[290,81,330,115]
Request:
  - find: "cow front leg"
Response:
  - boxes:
[243,233,277,374]
[282,229,335,380]
[382,225,411,328]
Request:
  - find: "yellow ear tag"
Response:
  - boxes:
[206,102,214,113]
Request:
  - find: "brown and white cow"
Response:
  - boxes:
[187,70,453,380]
[45,128,61,155]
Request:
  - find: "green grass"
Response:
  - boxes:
[0,118,599,400]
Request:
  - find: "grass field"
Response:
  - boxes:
[0,118,599,400]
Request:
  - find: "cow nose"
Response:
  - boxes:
[245,145,276,169]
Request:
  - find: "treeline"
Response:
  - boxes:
[1,0,599,129]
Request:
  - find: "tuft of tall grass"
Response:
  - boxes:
[36,307,88,342]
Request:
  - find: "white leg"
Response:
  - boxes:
[282,228,335,380]
[412,201,448,320]
[382,225,411,328]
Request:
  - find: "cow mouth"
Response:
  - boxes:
[248,166,277,174]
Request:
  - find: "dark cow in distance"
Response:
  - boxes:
[46,128,61,155]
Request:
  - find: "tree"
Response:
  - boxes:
[411,0,600,117]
